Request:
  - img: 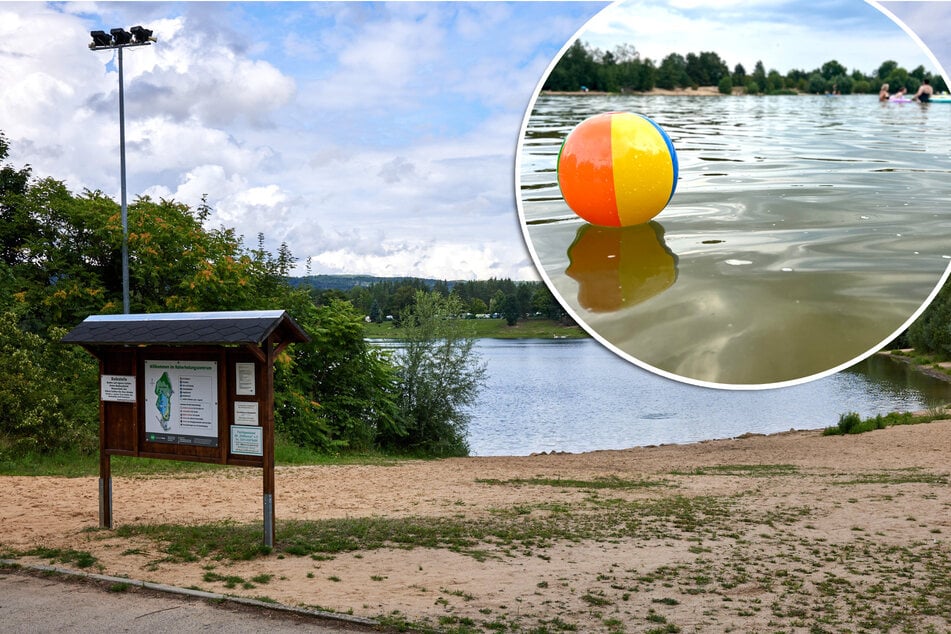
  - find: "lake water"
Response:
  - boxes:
[517,94,951,387]
[466,338,951,456]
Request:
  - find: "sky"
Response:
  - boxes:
[581,0,943,77]
[0,2,947,281]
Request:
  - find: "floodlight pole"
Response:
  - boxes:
[117,45,129,314]
[89,27,155,314]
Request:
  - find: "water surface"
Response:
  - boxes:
[467,338,951,456]
[518,95,951,386]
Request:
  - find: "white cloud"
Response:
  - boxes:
[581,0,937,75]
[0,2,605,281]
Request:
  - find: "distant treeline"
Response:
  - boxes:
[544,40,949,96]
[294,275,570,326]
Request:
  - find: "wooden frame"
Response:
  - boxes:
[64,311,308,547]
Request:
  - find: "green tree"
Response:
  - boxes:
[544,40,599,91]
[718,75,733,95]
[276,297,400,452]
[500,293,520,326]
[808,72,827,94]
[877,60,899,81]
[0,132,36,270]
[383,291,486,456]
[908,282,951,356]
[0,312,98,455]
[731,63,747,86]
[656,53,688,89]
[752,61,767,92]
[820,60,847,80]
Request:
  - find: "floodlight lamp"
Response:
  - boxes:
[110,28,132,45]
[89,30,112,48]
[130,26,156,44]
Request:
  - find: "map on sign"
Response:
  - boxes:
[144,360,219,447]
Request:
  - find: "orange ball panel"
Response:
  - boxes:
[557,113,620,227]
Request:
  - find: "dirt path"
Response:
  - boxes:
[3,422,949,632]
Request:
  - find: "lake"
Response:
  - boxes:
[466,338,951,456]
[517,94,951,386]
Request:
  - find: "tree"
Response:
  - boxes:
[656,53,688,89]
[752,61,767,92]
[0,312,98,455]
[732,63,746,86]
[766,70,784,92]
[877,60,899,81]
[544,40,599,91]
[820,60,847,80]
[276,297,401,452]
[500,293,520,326]
[908,282,951,356]
[382,291,486,456]
[718,75,733,95]
[0,132,36,269]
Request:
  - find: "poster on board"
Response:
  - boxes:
[144,360,219,447]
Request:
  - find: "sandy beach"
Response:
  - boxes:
[544,86,738,97]
[2,421,949,632]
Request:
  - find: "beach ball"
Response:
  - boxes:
[557,112,678,227]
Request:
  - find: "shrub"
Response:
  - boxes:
[0,312,98,455]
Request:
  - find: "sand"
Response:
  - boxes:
[2,421,949,632]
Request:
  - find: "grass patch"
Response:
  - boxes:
[0,437,407,477]
[25,547,97,569]
[365,318,586,340]
[115,522,272,562]
[476,476,671,490]
[824,410,945,436]
[669,464,799,477]
[112,493,788,565]
[832,469,948,486]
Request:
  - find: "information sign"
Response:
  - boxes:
[101,375,136,403]
[235,362,256,396]
[231,425,263,456]
[144,360,219,447]
[234,401,259,426]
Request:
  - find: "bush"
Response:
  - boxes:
[381,291,486,457]
[836,411,862,435]
[718,76,733,95]
[0,313,98,455]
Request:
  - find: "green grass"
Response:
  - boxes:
[110,493,789,565]
[823,410,946,436]
[0,437,405,477]
[476,476,671,490]
[24,547,98,569]
[364,318,585,340]
[670,464,800,477]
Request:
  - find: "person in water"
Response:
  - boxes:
[878,83,890,101]
[914,78,933,102]
[889,87,908,101]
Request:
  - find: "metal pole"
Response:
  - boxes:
[117,45,130,314]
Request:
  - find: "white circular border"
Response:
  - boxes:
[513,0,951,391]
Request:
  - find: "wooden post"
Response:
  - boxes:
[99,455,112,529]
[97,360,113,529]
[262,337,276,548]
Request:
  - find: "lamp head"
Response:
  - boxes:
[110,28,132,45]
[130,26,156,44]
[89,30,112,48]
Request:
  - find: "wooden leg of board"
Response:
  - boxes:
[99,453,112,529]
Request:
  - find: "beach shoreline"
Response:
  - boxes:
[2,420,949,632]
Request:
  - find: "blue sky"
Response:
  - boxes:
[0,2,946,280]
